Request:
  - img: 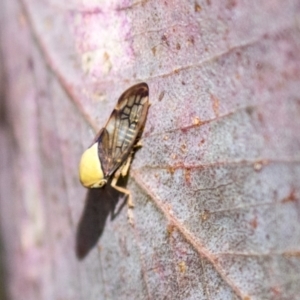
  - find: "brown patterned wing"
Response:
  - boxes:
[97,83,149,178]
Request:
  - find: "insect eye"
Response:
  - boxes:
[90,179,107,188]
[98,180,107,188]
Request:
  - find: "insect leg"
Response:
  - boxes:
[133,140,143,148]
[110,156,135,224]
[110,173,133,205]
[120,153,133,177]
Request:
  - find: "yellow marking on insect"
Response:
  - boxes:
[79,143,106,188]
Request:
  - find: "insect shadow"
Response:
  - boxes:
[75,174,129,260]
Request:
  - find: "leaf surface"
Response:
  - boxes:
[1,0,300,299]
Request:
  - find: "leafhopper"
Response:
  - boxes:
[79,83,149,209]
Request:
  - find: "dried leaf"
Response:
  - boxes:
[1,0,300,299]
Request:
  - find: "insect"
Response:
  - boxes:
[79,82,149,211]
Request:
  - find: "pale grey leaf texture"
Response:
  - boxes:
[0,0,300,299]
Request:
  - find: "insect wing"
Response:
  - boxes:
[97,83,149,177]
